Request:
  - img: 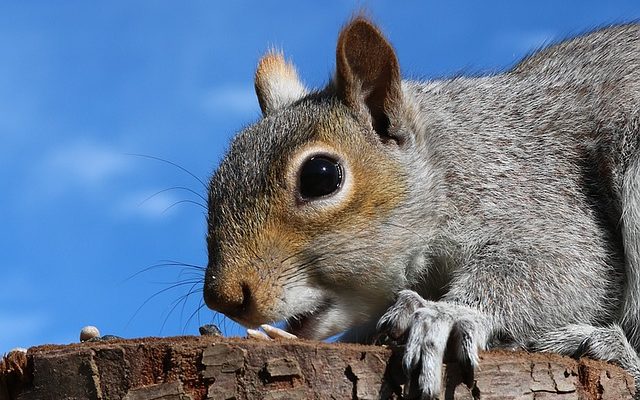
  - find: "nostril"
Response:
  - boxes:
[203,278,254,321]
[240,283,252,312]
[222,283,253,320]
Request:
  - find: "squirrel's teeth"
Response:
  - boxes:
[260,324,298,339]
[247,328,271,340]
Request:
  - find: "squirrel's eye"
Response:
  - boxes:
[298,156,343,200]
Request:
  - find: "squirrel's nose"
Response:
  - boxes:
[203,274,252,321]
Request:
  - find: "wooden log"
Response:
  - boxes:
[0,336,635,399]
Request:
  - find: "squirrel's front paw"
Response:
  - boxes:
[378,290,490,399]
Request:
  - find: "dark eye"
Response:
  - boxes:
[298,156,343,200]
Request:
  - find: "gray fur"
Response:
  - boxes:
[205,22,640,399]
[528,324,640,378]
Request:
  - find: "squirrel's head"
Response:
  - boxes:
[204,18,431,340]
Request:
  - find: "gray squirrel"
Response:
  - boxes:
[203,17,640,398]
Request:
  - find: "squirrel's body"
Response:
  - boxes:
[205,19,640,398]
[402,24,639,343]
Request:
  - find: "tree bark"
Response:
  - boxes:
[0,336,635,399]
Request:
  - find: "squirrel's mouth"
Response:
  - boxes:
[285,298,334,339]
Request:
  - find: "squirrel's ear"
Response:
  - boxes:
[255,51,308,115]
[335,18,403,142]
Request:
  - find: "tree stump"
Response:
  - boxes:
[0,336,635,399]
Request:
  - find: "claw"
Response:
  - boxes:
[377,290,428,339]
[377,292,489,399]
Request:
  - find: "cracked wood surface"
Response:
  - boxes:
[0,335,635,399]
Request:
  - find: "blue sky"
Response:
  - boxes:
[1,1,639,352]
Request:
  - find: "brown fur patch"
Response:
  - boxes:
[305,116,405,231]
[213,110,407,326]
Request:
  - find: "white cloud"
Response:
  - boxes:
[28,140,206,219]
[47,142,129,185]
[35,141,130,197]
[200,85,259,116]
[115,189,203,219]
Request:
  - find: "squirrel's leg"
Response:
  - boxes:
[377,290,492,399]
[529,324,640,385]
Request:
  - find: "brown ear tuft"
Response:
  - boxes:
[335,17,402,141]
[255,51,307,115]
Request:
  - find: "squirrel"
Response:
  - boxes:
[203,17,640,398]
